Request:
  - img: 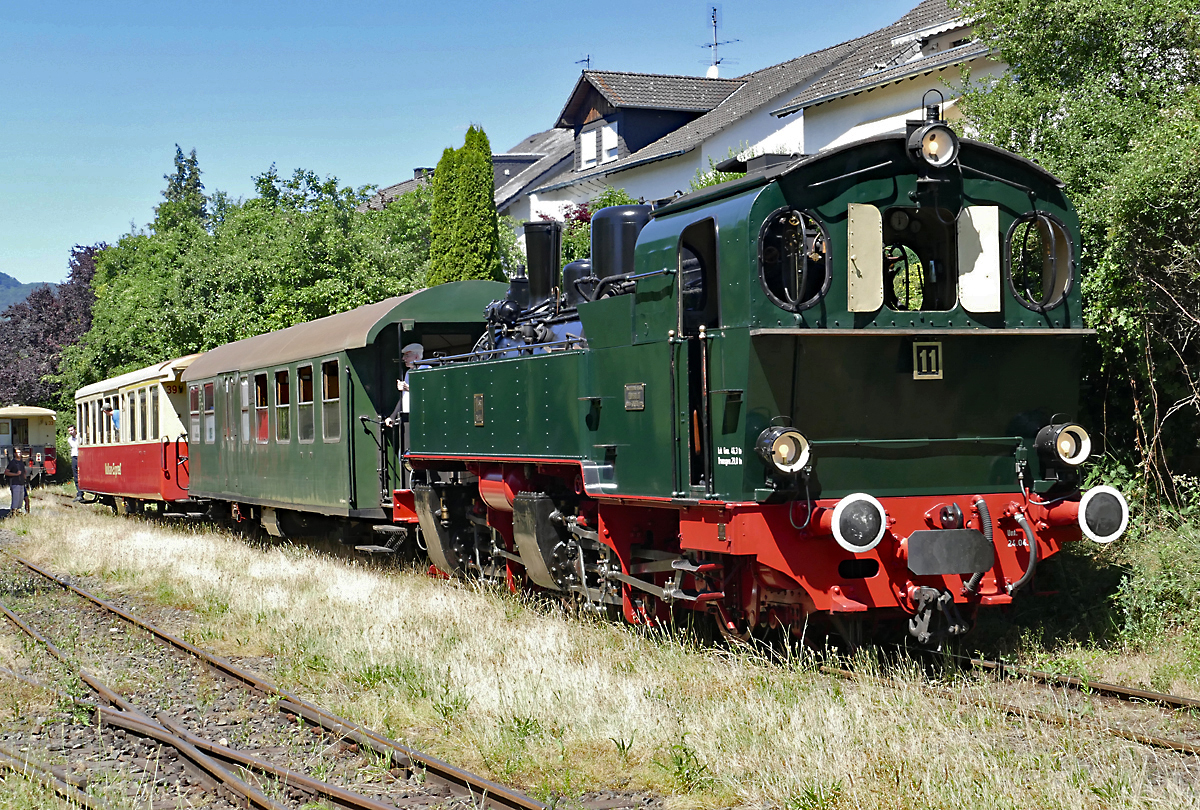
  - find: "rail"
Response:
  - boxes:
[12,556,548,810]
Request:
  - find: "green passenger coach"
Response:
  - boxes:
[180,281,502,538]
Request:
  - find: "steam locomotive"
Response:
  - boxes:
[77,106,1129,644]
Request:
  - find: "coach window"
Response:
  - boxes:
[321,360,340,442]
[203,382,216,444]
[298,365,315,443]
[275,370,290,443]
[138,388,148,441]
[189,385,201,443]
[254,373,269,443]
[151,386,160,440]
[759,208,830,311]
[239,376,250,445]
[1007,212,1072,311]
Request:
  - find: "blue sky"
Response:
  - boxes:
[3,0,920,284]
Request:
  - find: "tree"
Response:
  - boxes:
[59,151,435,395]
[155,145,207,231]
[1,245,101,410]
[427,126,505,285]
[956,0,1200,494]
[428,146,461,284]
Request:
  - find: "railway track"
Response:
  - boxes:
[0,554,547,810]
[823,645,1200,761]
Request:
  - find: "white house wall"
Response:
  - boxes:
[704,101,807,163]
[803,58,1005,154]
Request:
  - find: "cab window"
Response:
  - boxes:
[759,208,829,310]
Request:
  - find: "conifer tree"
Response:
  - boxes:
[456,126,504,282]
[155,145,207,231]
[427,146,461,285]
[427,126,505,285]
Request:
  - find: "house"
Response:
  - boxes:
[364,0,1000,234]
[526,0,998,219]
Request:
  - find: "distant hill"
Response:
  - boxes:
[0,272,50,311]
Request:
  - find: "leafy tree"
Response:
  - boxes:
[1,245,100,410]
[59,151,434,395]
[428,126,505,284]
[689,153,747,192]
[956,0,1200,493]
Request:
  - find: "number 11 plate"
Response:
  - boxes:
[913,341,943,380]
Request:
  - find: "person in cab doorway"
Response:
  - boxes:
[68,425,81,501]
[5,453,27,516]
[385,343,429,486]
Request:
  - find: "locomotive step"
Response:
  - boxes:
[671,559,723,574]
[371,525,405,534]
[353,545,397,555]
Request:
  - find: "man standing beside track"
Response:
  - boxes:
[68,425,81,501]
[4,454,27,516]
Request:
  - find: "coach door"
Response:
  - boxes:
[677,218,720,496]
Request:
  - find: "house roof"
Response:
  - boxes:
[771,0,986,115]
[361,128,576,215]
[535,41,858,194]
[493,128,575,211]
[555,70,744,127]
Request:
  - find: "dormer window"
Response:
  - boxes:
[601,123,619,163]
[580,130,598,169]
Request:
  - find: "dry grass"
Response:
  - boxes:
[3,492,1199,809]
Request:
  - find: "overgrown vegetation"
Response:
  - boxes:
[957,0,1200,496]
[9,499,1200,809]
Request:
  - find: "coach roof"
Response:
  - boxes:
[76,355,202,400]
[182,280,504,381]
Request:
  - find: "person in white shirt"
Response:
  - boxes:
[67,425,81,501]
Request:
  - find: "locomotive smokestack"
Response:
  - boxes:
[522,221,563,311]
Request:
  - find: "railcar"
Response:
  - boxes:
[178,282,504,541]
[404,106,1130,643]
[0,406,58,486]
[75,357,198,512]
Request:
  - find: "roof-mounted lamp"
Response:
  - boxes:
[907,90,959,169]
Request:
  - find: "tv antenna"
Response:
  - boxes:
[702,5,738,77]
[576,54,592,70]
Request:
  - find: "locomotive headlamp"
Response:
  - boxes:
[1078,485,1130,544]
[908,123,959,168]
[831,493,888,554]
[756,426,811,475]
[1034,423,1092,468]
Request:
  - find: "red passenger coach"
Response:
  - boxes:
[75,355,200,512]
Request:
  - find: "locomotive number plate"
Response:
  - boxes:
[473,394,485,426]
[912,342,943,380]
